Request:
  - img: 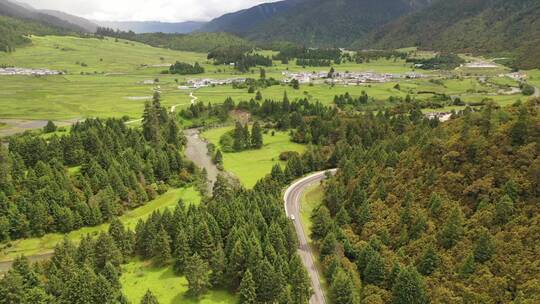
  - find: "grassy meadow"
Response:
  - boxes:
[0,35,529,122]
[202,127,305,188]
[121,259,236,304]
[0,187,200,262]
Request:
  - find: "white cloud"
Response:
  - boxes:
[17,0,280,22]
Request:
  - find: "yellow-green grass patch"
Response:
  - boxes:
[202,127,305,188]
[121,259,236,304]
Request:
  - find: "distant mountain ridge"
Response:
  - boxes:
[200,0,432,47]
[361,0,540,68]
[0,0,96,32]
[96,20,206,34]
[199,0,304,34]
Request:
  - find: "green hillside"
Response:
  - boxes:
[0,15,71,52]
[361,0,540,69]
[96,29,252,53]
[249,0,431,47]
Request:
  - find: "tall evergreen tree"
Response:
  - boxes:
[185,253,211,297]
[330,268,355,304]
[364,251,386,286]
[289,255,312,304]
[153,226,172,266]
[473,230,495,263]
[140,290,159,304]
[251,122,263,149]
[173,230,191,275]
[417,244,440,276]
[439,206,464,249]
[311,206,332,241]
[233,122,246,151]
[239,269,257,304]
[391,266,428,304]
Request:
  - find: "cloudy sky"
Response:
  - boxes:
[17,0,280,22]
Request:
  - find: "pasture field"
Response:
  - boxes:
[527,69,540,89]
[202,127,305,188]
[0,35,209,75]
[0,35,529,123]
[121,259,236,304]
[0,187,200,262]
[0,74,195,120]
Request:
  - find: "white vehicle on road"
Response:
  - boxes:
[290,215,295,221]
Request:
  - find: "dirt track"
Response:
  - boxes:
[184,128,219,191]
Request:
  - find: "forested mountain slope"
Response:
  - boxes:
[0,15,72,52]
[199,0,304,34]
[96,20,205,34]
[201,0,431,47]
[303,100,540,302]
[0,0,91,32]
[361,0,540,69]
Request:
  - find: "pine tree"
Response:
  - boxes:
[254,259,282,303]
[153,226,172,266]
[233,122,246,151]
[330,268,355,304]
[166,119,181,147]
[210,245,226,287]
[311,205,332,241]
[243,124,250,149]
[320,232,337,259]
[185,253,211,297]
[417,244,440,276]
[94,233,123,271]
[473,230,495,263]
[43,120,57,133]
[251,122,263,149]
[495,195,514,224]
[173,230,190,275]
[213,149,223,166]
[439,206,464,249]
[193,222,214,260]
[364,251,386,286]
[391,266,428,304]
[289,255,312,304]
[270,164,285,183]
[458,253,476,279]
[510,106,529,146]
[140,290,159,304]
[239,269,257,304]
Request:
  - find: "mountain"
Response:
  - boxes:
[96,20,206,34]
[41,9,97,32]
[201,0,432,47]
[199,0,304,34]
[361,0,540,69]
[0,0,95,32]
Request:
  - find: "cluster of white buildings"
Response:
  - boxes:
[181,77,247,89]
[425,112,452,122]
[500,72,527,82]
[0,67,63,76]
[282,71,425,85]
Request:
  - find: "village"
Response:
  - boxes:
[0,67,63,76]
[282,70,426,85]
[179,77,247,89]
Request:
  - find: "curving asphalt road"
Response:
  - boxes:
[284,169,337,304]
